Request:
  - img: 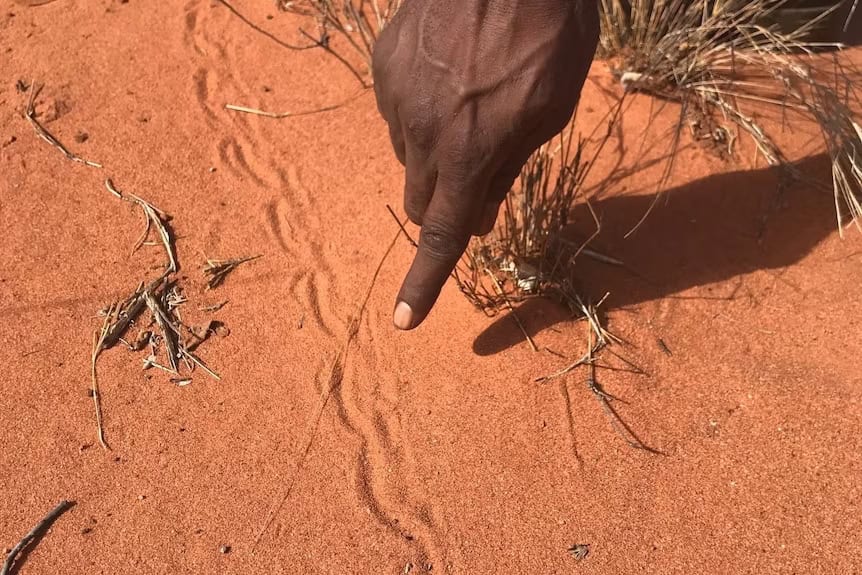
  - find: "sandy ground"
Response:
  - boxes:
[1,1,861,573]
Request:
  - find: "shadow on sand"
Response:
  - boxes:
[473,153,838,356]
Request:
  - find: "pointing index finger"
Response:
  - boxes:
[394,169,484,330]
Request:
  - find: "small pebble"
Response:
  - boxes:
[74,131,89,143]
[81,527,93,535]
[138,495,146,501]
[219,544,231,554]
[208,166,216,173]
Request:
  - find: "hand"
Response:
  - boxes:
[373,0,599,330]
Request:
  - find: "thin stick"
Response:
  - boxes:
[24,82,102,169]
[253,214,403,551]
[178,348,221,381]
[386,204,418,248]
[199,301,229,313]
[484,268,538,352]
[1,500,75,575]
[144,290,179,374]
[91,306,115,450]
[225,88,368,119]
[106,179,178,273]
[215,0,317,51]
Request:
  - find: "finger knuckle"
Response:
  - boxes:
[402,100,438,149]
[419,221,468,262]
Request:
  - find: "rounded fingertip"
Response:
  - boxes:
[393,300,416,330]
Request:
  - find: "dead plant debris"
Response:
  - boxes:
[568,543,590,561]
[1,500,75,575]
[203,255,262,289]
[599,0,862,235]
[24,81,102,168]
[89,178,249,448]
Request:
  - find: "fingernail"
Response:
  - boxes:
[393,301,414,330]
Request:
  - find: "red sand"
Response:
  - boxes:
[1,2,860,573]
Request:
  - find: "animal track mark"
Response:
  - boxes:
[330,330,449,569]
[284,271,338,339]
[216,136,270,188]
[179,1,447,564]
[192,67,218,121]
[264,200,295,254]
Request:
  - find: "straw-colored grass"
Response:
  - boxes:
[598,0,862,234]
[277,0,402,83]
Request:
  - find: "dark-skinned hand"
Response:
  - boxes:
[373,0,599,329]
[373,0,599,330]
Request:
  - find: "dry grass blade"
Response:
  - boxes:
[178,347,221,381]
[24,82,102,168]
[225,87,368,119]
[144,288,180,374]
[91,304,116,450]
[105,179,178,273]
[203,255,262,289]
[600,0,862,232]
[454,122,604,320]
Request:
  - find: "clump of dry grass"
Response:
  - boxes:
[277,0,402,84]
[598,0,862,234]
[454,127,593,316]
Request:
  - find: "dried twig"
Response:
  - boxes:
[225,87,368,119]
[24,82,102,168]
[199,301,229,313]
[105,179,178,273]
[1,500,75,575]
[178,347,221,381]
[203,255,262,289]
[91,305,116,450]
[144,288,180,374]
